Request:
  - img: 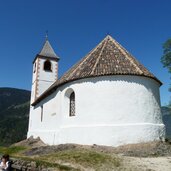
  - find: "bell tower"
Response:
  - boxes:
[31,37,59,104]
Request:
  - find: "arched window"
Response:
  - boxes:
[44,60,52,71]
[69,92,75,116]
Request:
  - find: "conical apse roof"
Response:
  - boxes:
[57,35,160,83]
[32,35,161,105]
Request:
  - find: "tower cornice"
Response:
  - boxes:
[33,54,60,64]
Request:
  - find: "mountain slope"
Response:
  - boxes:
[0,88,30,146]
[0,88,30,111]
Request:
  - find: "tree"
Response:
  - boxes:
[161,39,171,72]
[161,39,171,92]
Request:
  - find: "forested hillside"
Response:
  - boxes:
[0,88,30,146]
[162,106,171,140]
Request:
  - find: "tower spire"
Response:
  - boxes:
[38,34,59,59]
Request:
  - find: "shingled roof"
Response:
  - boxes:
[32,35,162,106]
[39,39,59,59]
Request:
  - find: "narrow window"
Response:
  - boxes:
[33,62,36,73]
[69,92,75,116]
[41,105,43,122]
[44,60,52,71]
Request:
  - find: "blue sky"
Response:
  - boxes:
[0,0,170,106]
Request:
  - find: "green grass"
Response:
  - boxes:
[12,156,80,171]
[38,149,121,170]
[0,146,27,155]
[0,146,78,171]
[0,146,121,170]
[31,159,79,171]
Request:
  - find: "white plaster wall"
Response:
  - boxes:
[28,90,62,144]
[37,80,54,97]
[27,75,165,146]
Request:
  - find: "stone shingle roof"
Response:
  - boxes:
[39,39,59,59]
[32,35,162,105]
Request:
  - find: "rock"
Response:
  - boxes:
[30,161,37,168]
[12,136,46,148]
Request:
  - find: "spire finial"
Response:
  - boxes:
[45,30,48,40]
[105,32,111,40]
[106,31,111,36]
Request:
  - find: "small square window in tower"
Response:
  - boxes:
[69,92,75,116]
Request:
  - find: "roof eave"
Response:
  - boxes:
[32,54,60,64]
[31,74,162,106]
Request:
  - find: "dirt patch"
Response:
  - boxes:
[123,156,171,171]
[23,140,171,157]
[112,141,171,157]
[24,144,78,156]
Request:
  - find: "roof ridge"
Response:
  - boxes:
[108,35,143,74]
[90,36,109,75]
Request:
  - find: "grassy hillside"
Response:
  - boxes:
[0,88,30,146]
[0,140,171,171]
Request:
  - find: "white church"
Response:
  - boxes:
[27,35,165,147]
